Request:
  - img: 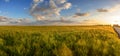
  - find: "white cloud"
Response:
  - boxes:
[63,3,72,9]
[0,16,32,25]
[33,0,43,3]
[32,14,45,20]
[26,19,77,25]
[56,0,66,4]
[30,0,72,20]
[0,16,77,25]
[0,16,9,22]
[4,0,10,2]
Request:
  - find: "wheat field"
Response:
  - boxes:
[0,26,119,56]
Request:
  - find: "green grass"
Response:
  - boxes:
[0,26,119,56]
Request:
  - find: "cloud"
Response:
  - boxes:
[73,13,90,18]
[32,14,45,20]
[0,16,32,25]
[33,0,43,3]
[0,16,79,25]
[0,16,9,22]
[10,18,32,24]
[13,17,78,25]
[0,16,16,25]
[63,3,72,9]
[27,19,77,25]
[97,4,120,13]
[0,16,102,25]
[108,4,120,12]
[97,9,108,12]
[30,0,72,20]
[4,0,10,2]
[80,19,102,25]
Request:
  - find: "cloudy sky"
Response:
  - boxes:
[0,0,120,25]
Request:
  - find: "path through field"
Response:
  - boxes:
[114,27,120,38]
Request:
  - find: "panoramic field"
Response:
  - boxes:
[0,26,119,56]
[1,0,120,56]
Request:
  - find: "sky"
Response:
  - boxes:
[0,0,120,25]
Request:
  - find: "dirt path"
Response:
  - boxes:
[114,27,120,38]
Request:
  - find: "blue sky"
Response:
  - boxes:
[0,0,32,18]
[0,0,120,25]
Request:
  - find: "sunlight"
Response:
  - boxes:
[110,20,120,26]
